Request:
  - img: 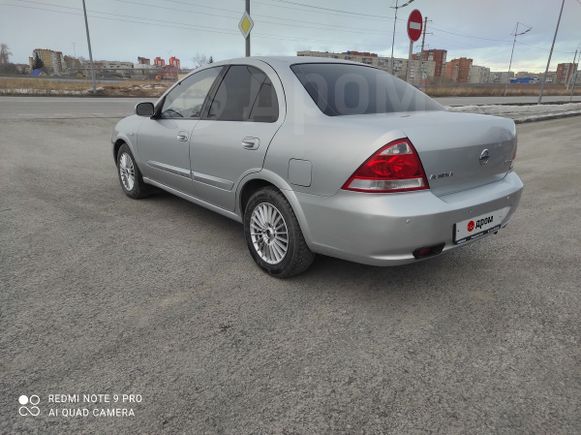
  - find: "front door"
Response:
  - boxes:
[137,66,223,194]
[190,64,283,211]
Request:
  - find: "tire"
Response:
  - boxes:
[244,187,315,278]
[116,144,151,199]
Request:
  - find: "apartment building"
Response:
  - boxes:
[556,62,578,84]
[444,57,473,83]
[488,71,515,84]
[296,50,435,81]
[29,48,64,74]
[468,65,490,84]
[414,49,447,78]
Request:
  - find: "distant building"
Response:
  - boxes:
[154,57,165,67]
[556,62,578,84]
[545,71,557,84]
[159,65,179,80]
[169,56,181,70]
[95,60,134,77]
[468,65,490,84]
[28,48,64,74]
[488,71,515,84]
[414,49,447,78]
[137,56,150,65]
[406,59,436,83]
[63,55,82,73]
[14,64,31,74]
[444,57,473,83]
[296,50,435,82]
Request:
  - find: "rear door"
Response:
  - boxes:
[190,63,284,211]
[137,66,223,194]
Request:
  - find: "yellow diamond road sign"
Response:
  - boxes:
[239,11,254,38]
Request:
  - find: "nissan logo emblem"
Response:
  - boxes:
[479,149,490,166]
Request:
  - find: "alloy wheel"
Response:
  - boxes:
[119,152,136,191]
[250,202,289,265]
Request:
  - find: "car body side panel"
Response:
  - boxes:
[189,59,288,212]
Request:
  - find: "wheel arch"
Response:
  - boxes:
[112,134,138,163]
[236,171,314,249]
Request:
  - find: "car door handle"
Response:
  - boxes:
[242,136,260,150]
[176,132,189,142]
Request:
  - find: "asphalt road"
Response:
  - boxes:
[0,112,580,433]
[1,95,581,120]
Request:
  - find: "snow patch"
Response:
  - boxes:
[449,103,581,123]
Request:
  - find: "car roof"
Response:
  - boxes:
[206,56,366,69]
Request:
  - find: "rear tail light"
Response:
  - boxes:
[341,138,429,193]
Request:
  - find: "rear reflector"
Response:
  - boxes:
[342,138,429,193]
[413,243,445,259]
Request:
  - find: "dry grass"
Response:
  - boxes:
[0,76,171,97]
[1,76,580,98]
[425,84,581,97]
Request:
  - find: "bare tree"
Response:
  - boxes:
[191,53,212,69]
[0,43,12,65]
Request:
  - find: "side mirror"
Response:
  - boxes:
[135,102,155,117]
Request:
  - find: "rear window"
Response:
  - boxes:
[291,63,442,116]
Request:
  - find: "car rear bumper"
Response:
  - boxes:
[294,171,524,266]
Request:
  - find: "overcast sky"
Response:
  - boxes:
[0,0,580,72]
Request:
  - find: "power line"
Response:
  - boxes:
[0,2,383,48]
[3,0,577,66]
[430,25,513,44]
[113,0,391,36]
[261,0,393,20]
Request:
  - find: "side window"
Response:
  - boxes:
[208,65,279,122]
[249,80,279,122]
[161,67,222,119]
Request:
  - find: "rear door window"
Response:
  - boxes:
[207,65,279,122]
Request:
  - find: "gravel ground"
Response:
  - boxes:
[0,116,580,433]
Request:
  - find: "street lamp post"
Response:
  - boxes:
[538,0,566,104]
[81,0,97,94]
[504,22,532,96]
[389,0,415,75]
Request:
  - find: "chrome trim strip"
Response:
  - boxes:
[146,160,191,178]
[192,171,234,190]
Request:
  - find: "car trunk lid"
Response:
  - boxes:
[399,111,516,196]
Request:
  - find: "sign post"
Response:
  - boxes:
[239,1,254,57]
[406,9,423,83]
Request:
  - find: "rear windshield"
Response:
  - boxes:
[291,63,443,116]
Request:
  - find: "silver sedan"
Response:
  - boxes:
[112,57,523,277]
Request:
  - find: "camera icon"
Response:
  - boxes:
[18,395,40,417]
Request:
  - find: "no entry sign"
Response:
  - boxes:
[407,9,423,42]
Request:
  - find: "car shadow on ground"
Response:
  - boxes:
[143,188,463,287]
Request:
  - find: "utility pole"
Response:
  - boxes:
[569,48,579,101]
[245,0,250,57]
[389,0,415,75]
[504,22,532,96]
[570,60,579,102]
[389,0,399,74]
[81,0,96,94]
[419,16,429,88]
[538,0,566,104]
[566,49,578,90]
